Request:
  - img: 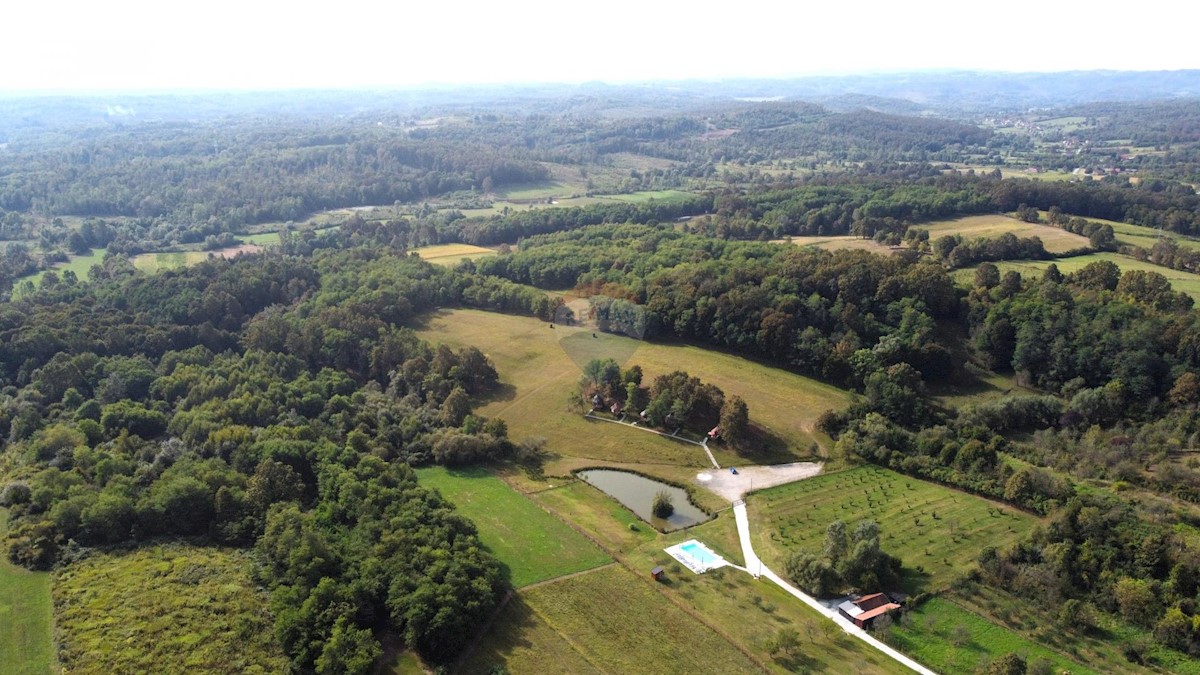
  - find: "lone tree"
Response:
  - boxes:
[652,490,674,518]
[719,395,750,447]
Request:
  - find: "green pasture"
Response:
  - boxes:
[416,466,610,588]
[0,509,58,674]
[748,466,1037,594]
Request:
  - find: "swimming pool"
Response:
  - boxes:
[664,539,727,574]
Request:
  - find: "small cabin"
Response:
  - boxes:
[610,402,622,415]
[650,566,665,582]
[708,426,721,439]
[837,592,901,629]
[591,393,605,410]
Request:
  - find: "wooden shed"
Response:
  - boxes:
[650,566,665,582]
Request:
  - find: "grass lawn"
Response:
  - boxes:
[913,214,1091,254]
[416,466,610,588]
[954,252,1200,301]
[886,597,1097,675]
[748,466,1037,594]
[0,509,58,675]
[410,243,498,266]
[53,543,287,674]
[414,309,850,468]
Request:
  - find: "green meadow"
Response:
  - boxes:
[416,466,610,588]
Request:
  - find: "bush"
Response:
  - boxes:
[0,481,32,506]
[652,491,674,518]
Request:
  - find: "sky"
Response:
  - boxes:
[4,0,1199,92]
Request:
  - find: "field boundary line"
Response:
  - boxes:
[519,561,618,591]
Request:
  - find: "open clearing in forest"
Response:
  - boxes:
[913,214,1091,253]
[414,309,851,469]
[415,466,610,588]
[774,236,897,254]
[0,508,57,675]
[53,544,286,674]
[886,597,1097,675]
[954,252,1200,301]
[748,466,1037,594]
[410,243,498,266]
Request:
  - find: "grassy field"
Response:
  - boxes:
[410,242,498,266]
[749,466,1037,594]
[774,236,897,254]
[14,247,107,294]
[53,544,287,674]
[498,565,766,674]
[0,509,58,675]
[912,214,1091,253]
[416,466,610,588]
[886,597,1097,675]
[413,309,850,469]
[954,252,1200,301]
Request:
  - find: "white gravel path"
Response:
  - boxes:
[733,502,937,675]
[696,461,824,502]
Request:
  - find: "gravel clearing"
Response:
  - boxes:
[696,462,823,502]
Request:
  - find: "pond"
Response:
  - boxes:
[577,469,712,531]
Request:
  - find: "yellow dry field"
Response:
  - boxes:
[914,215,1090,253]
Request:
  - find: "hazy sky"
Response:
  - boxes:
[5,0,1198,92]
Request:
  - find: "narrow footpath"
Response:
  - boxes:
[732,501,937,675]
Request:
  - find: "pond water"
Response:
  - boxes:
[578,469,712,531]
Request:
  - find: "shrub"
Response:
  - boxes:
[652,491,674,518]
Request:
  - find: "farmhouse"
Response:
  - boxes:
[837,593,901,629]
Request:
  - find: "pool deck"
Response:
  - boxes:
[664,539,728,574]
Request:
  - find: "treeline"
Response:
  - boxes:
[992,178,1200,236]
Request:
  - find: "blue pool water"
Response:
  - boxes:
[681,542,719,566]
